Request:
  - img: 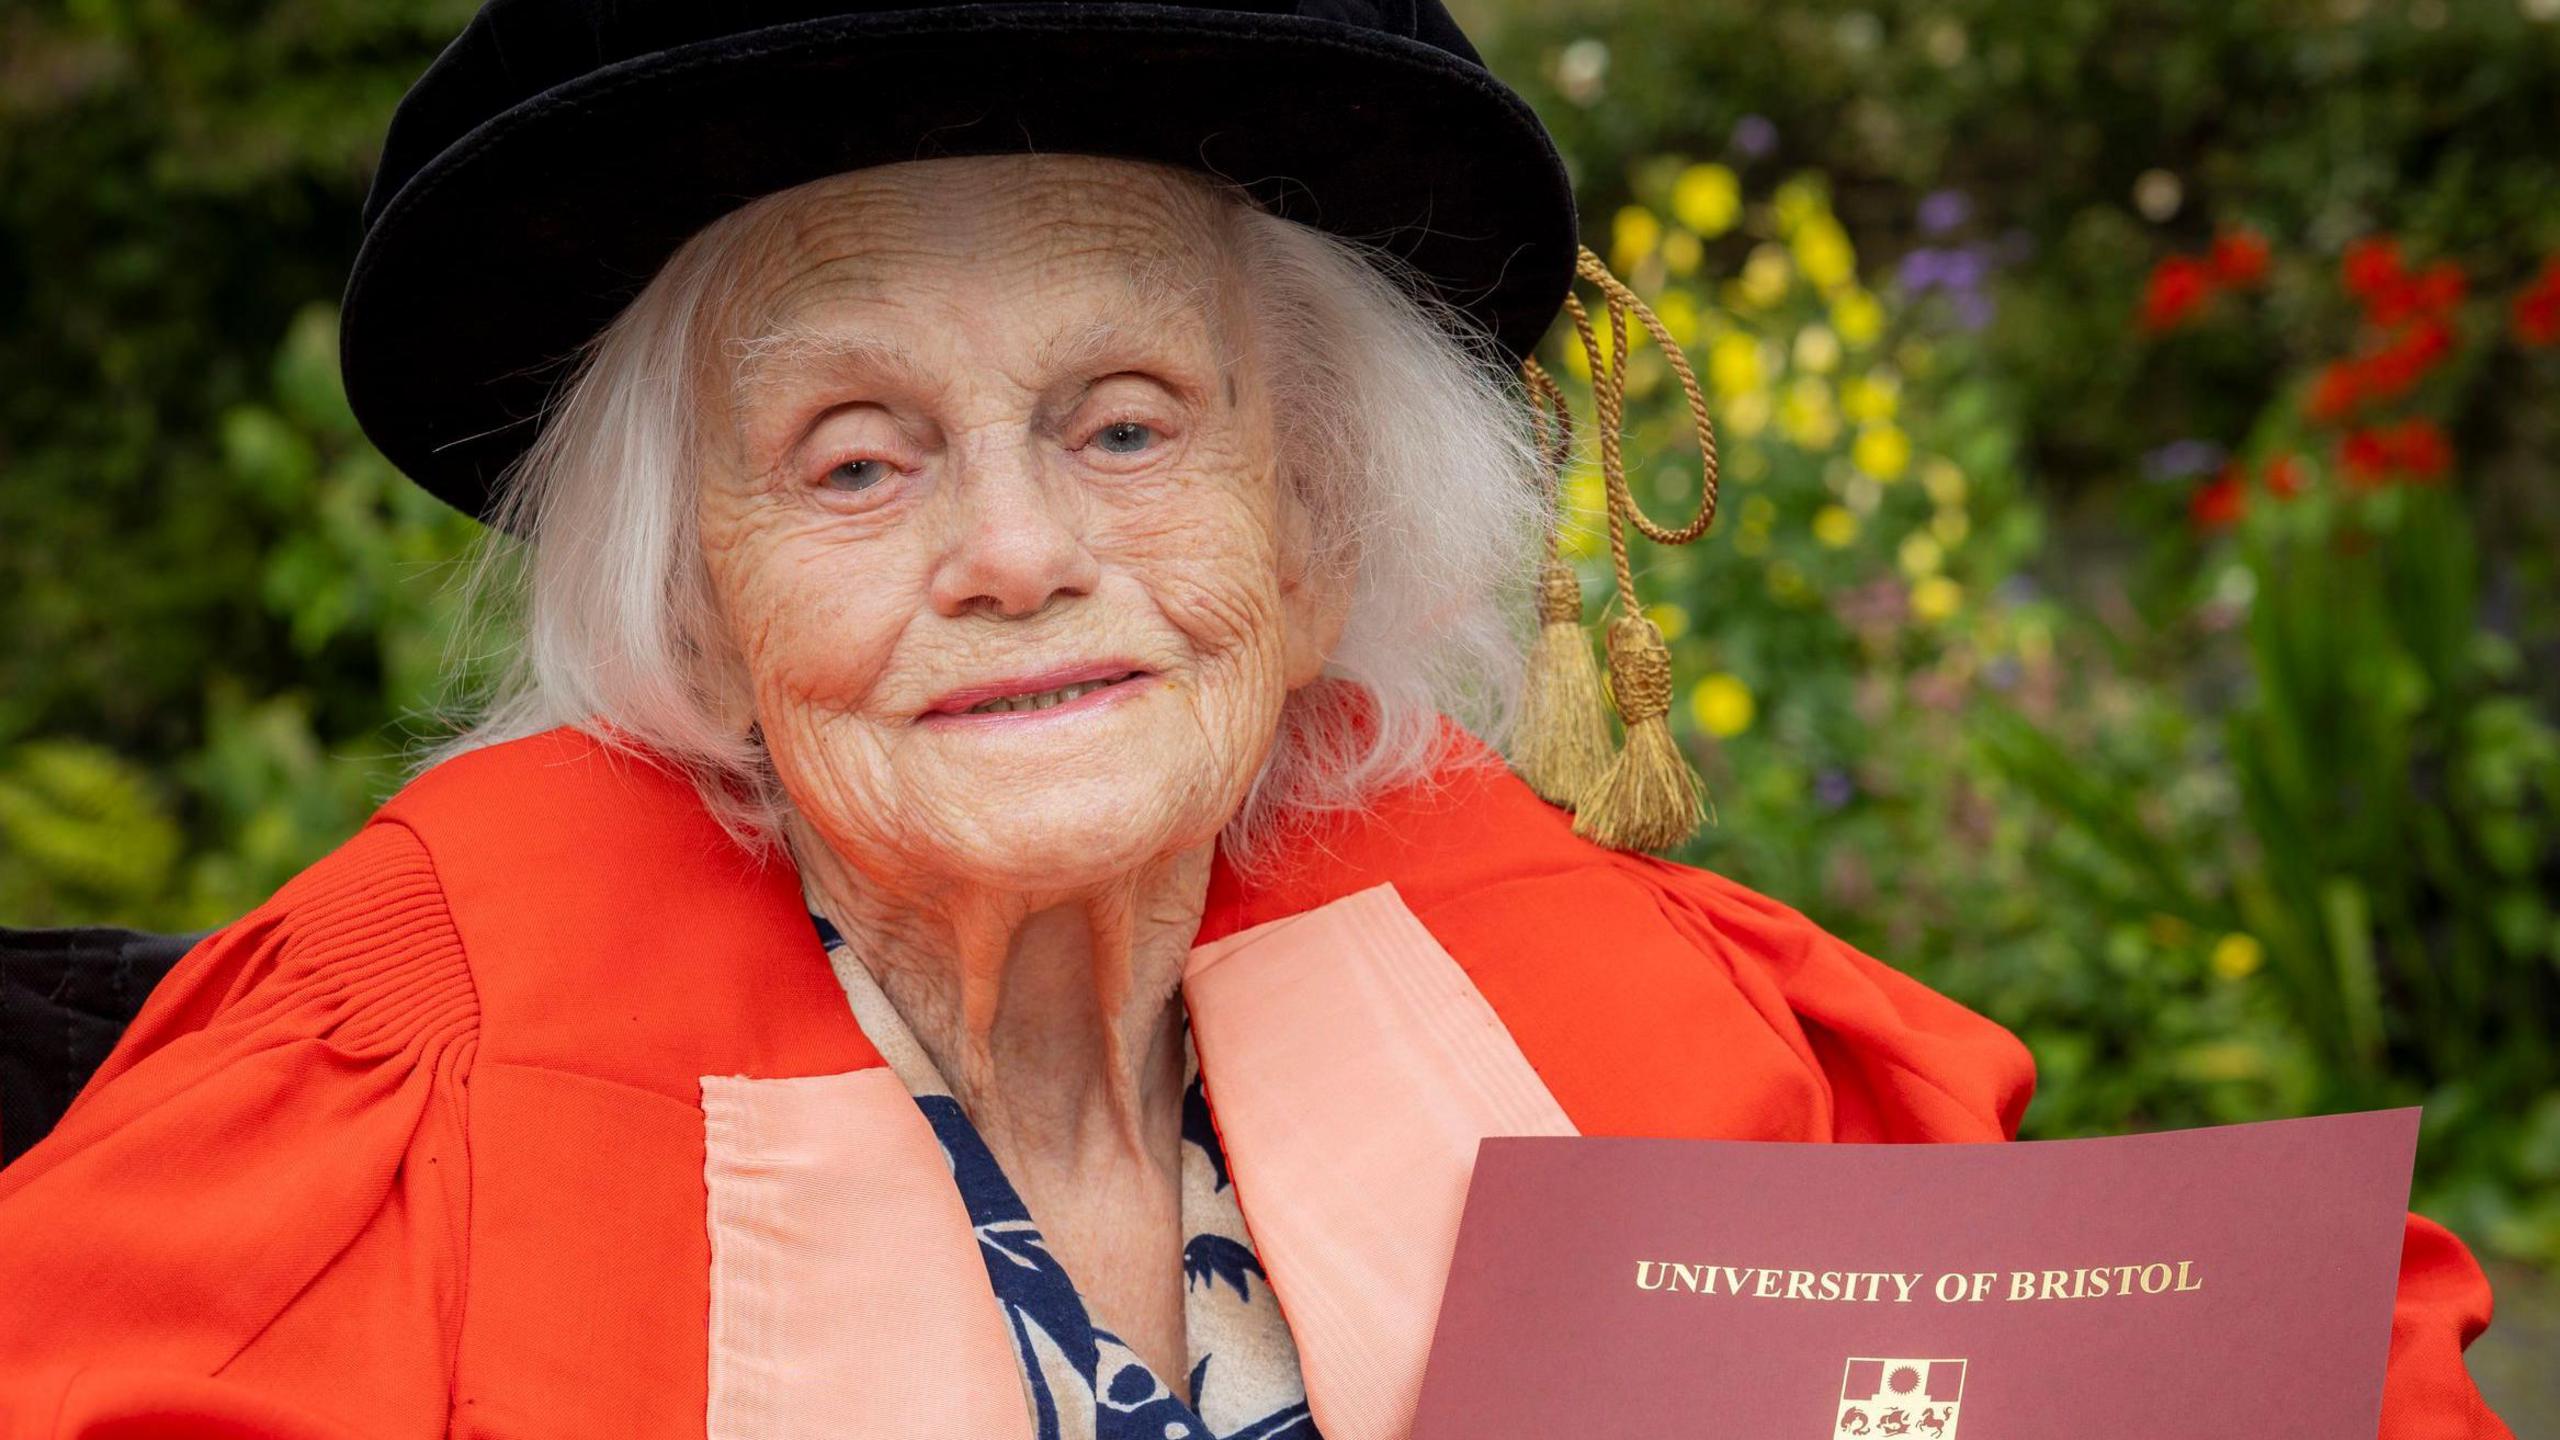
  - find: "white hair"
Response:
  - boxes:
[419,158,1555,880]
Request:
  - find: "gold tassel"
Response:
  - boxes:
[1509,358,1613,807]
[1573,614,1709,851]
[1514,555,1614,806]
[1546,245,1725,853]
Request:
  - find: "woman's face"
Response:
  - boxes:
[698,154,1346,892]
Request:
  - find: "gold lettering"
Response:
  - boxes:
[2009,1270,2036,1301]
[2175,1261,2204,1292]
[1889,1273,1919,1303]
[1753,1269,1783,1299]
[2140,1263,2171,1294]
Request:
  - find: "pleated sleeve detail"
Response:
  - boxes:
[0,819,478,1440]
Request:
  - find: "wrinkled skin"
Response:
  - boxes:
[696,152,1351,1395]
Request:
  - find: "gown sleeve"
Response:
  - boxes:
[2382,1213,2513,1439]
[0,820,476,1439]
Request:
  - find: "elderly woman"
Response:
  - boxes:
[0,2,2511,1437]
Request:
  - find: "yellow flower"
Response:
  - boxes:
[1690,672,1756,738]
[1921,457,1967,507]
[1707,332,1763,397]
[1910,575,1963,622]
[1812,504,1858,548]
[1722,389,1771,438]
[1844,475,1883,516]
[1772,174,1829,232]
[1671,163,1742,238]
[1649,290,1700,348]
[1840,373,1899,424]
[1645,601,1690,643]
[1931,508,1970,546]
[1779,377,1838,449]
[1611,205,1662,272]
[1851,423,1911,481]
[2211,933,2265,981]
[1767,559,1812,604]
[1793,325,1842,375]
[1741,494,1779,529]
[1661,229,1704,277]
[1898,531,1944,577]
[1791,215,1857,294]
[1731,525,1770,557]
[1738,243,1792,308]
[1831,287,1885,347]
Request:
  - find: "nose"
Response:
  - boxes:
[926,437,1100,620]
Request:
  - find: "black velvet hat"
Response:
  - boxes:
[340,0,1581,522]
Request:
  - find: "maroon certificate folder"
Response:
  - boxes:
[1410,1109,2420,1440]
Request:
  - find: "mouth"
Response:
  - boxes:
[923,664,1155,722]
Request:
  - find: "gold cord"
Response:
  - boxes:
[1516,245,1724,852]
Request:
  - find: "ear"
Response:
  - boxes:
[1274,480,1353,691]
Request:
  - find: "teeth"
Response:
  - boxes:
[964,674,1129,715]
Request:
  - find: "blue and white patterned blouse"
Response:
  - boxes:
[813,912,1324,1440]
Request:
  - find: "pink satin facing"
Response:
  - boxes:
[1184,881,1579,1440]
[699,1069,1033,1440]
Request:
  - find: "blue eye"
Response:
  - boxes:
[1093,420,1156,455]
[825,458,891,491]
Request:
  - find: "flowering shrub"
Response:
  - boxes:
[1546,153,2311,1162]
[1547,147,2560,1267]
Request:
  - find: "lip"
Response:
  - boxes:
[921,661,1155,721]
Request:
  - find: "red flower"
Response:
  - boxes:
[2211,230,2271,287]
[2361,345,2420,399]
[2401,316,2454,367]
[2515,258,2560,347]
[2384,418,2453,482]
[2410,262,2466,316]
[2307,361,2365,420]
[2264,453,2309,498]
[2190,470,2248,530]
[2359,318,2455,400]
[2339,429,2394,488]
[2343,236,2405,303]
[2141,255,2216,332]
[2369,276,2424,328]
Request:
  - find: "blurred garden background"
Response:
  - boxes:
[3,0,2556,1416]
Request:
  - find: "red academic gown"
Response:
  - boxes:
[0,722,2511,1438]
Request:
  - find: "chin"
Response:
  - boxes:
[944,773,1230,890]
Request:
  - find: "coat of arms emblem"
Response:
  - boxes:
[1833,1356,1966,1438]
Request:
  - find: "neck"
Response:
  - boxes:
[787,811,1212,1166]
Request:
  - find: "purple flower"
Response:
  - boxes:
[1951,290,1996,331]
[1899,246,1949,291]
[1918,189,1971,235]
[1731,114,1778,159]
[2142,438,2227,482]
[1939,247,1989,293]
[1815,768,1857,810]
